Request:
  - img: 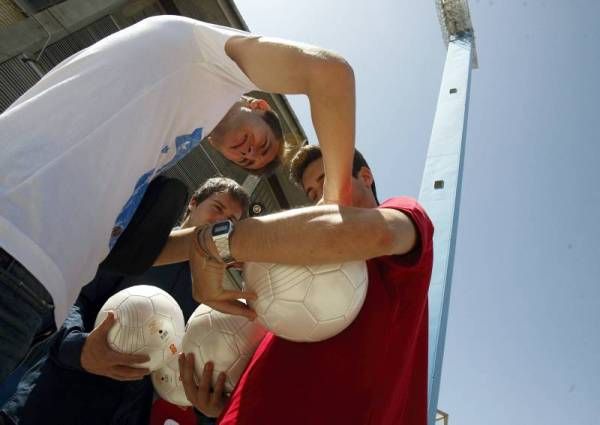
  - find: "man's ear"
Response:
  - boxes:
[247,98,271,112]
[358,166,374,188]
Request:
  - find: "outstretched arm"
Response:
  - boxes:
[155,205,416,266]
[226,36,355,205]
[232,205,416,264]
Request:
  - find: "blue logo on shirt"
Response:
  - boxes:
[109,127,204,248]
[156,128,204,175]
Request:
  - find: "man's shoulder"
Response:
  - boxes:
[378,197,433,229]
[370,196,434,272]
[131,15,199,31]
[377,196,419,210]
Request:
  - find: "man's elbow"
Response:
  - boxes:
[328,56,354,81]
[309,52,355,91]
[327,57,354,88]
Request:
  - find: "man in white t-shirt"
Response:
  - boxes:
[0,15,356,381]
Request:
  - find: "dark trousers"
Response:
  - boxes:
[0,248,55,383]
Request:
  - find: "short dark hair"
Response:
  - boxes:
[289,145,379,202]
[183,177,250,220]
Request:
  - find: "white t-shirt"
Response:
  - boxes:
[0,16,257,323]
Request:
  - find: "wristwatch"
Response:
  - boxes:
[210,220,236,265]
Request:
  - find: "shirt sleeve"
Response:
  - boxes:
[138,15,259,92]
[188,19,260,92]
[378,197,434,268]
[49,270,125,371]
[50,302,90,371]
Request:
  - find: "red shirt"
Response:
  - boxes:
[219,197,433,425]
[150,398,197,425]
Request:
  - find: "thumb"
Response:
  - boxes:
[97,311,117,333]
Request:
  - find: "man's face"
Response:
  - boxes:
[212,108,280,170]
[301,157,374,207]
[186,192,244,227]
[301,157,327,204]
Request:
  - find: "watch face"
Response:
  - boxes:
[212,221,231,236]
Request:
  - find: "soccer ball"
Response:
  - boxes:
[181,305,267,393]
[151,356,191,407]
[242,262,368,342]
[95,285,185,371]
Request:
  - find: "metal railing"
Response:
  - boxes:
[436,409,449,425]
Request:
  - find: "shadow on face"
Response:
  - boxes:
[301,157,377,208]
[210,106,281,170]
[184,192,243,228]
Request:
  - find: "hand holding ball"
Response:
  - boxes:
[181,304,267,393]
[94,285,185,371]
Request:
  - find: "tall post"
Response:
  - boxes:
[419,1,477,424]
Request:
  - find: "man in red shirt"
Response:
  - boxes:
[177,145,434,425]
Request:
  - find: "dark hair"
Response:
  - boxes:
[289,145,379,202]
[262,109,283,143]
[183,177,250,221]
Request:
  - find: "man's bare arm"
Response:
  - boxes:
[155,206,416,266]
[226,36,355,205]
[230,205,416,264]
[154,227,195,266]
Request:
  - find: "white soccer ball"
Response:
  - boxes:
[181,305,267,393]
[242,262,368,342]
[151,356,191,407]
[95,285,185,371]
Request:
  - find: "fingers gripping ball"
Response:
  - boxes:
[242,262,369,342]
[151,356,191,407]
[181,305,267,393]
[95,285,185,371]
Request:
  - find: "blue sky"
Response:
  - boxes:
[235,0,600,424]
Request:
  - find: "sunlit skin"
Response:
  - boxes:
[209,100,281,170]
[301,156,377,208]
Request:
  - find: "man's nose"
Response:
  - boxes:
[244,143,257,159]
